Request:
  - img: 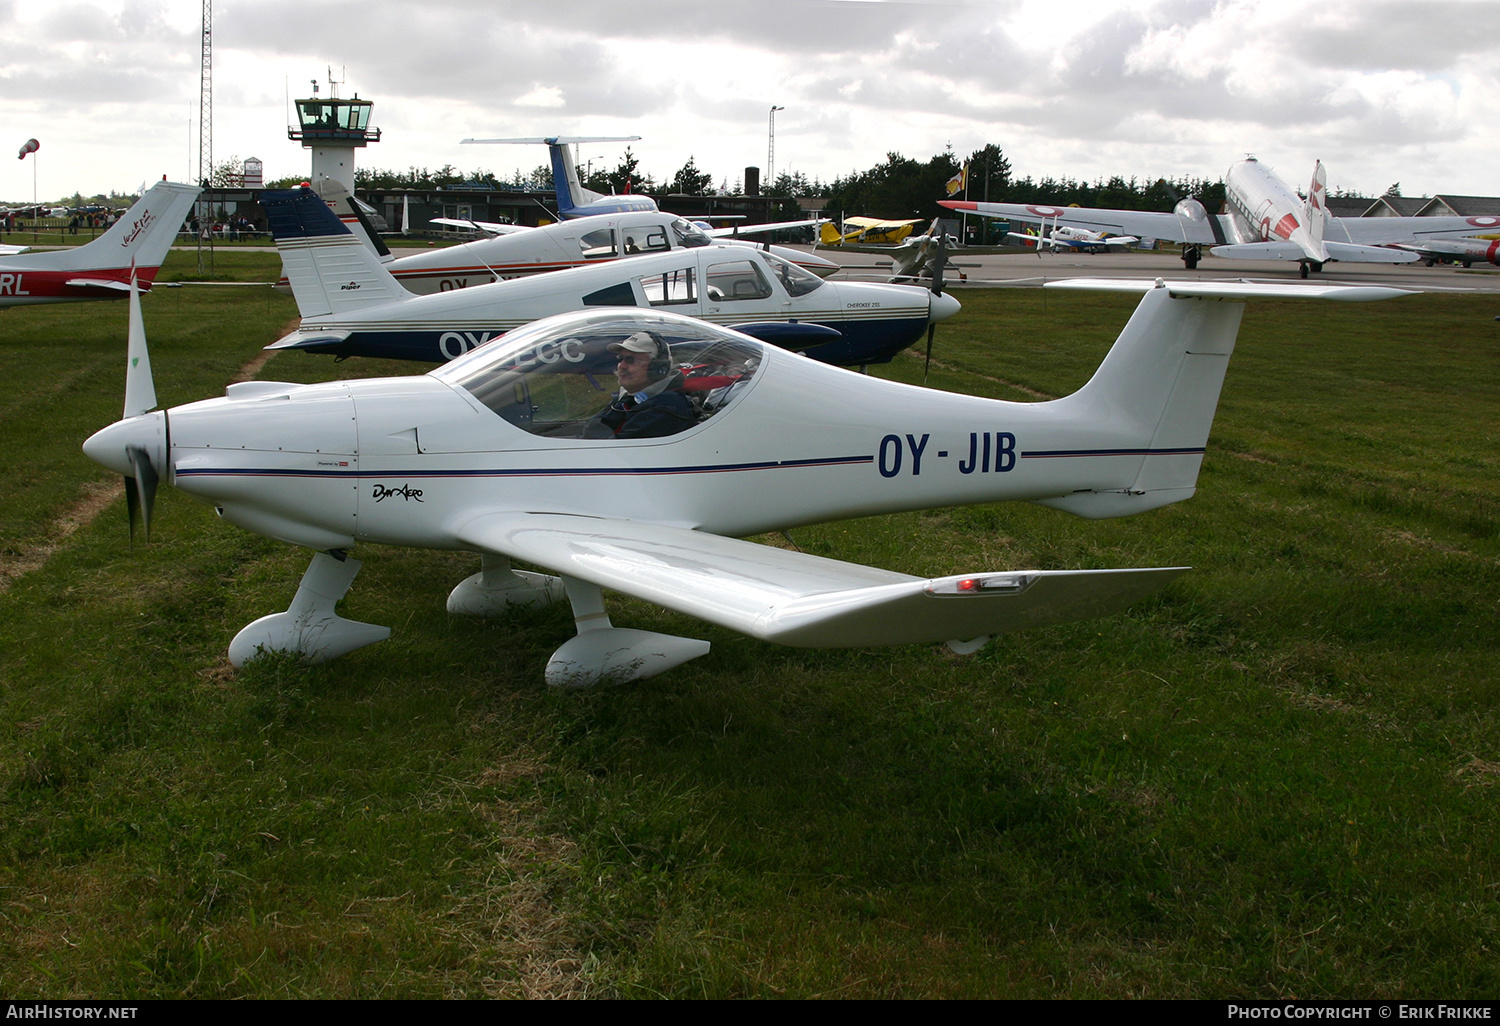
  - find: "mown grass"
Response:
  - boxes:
[0,253,1496,997]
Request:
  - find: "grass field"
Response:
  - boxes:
[1,251,1496,998]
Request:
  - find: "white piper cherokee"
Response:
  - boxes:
[83,276,1408,687]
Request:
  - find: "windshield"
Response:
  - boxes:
[760,252,824,297]
[671,217,713,248]
[432,310,764,439]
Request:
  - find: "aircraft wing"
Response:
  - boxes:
[0,243,28,256]
[942,200,1224,245]
[429,217,533,236]
[843,216,923,230]
[455,511,1186,647]
[707,218,825,238]
[1331,214,1500,245]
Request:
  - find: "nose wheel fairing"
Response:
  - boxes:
[231,551,709,688]
[228,551,390,667]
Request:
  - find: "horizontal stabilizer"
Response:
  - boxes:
[1045,279,1415,301]
[462,136,641,146]
[266,331,352,352]
[455,511,1185,648]
[64,278,135,293]
[1209,241,1309,260]
[1323,241,1421,264]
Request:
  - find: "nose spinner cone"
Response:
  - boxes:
[83,412,164,478]
[929,290,961,324]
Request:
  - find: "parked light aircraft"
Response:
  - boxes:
[1389,236,1500,268]
[385,211,837,293]
[0,181,199,306]
[944,158,1500,277]
[817,218,966,284]
[1010,223,1139,253]
[283,183,836,294]
[460,135,658,218]
[820,217,925,246]
[264,187,958,366]
[83,275,1408,687]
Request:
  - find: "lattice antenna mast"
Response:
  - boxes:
[198,0,212,186]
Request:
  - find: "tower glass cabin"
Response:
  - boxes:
[288,96,380,147]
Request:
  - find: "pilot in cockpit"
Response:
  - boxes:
[583,331,697,439]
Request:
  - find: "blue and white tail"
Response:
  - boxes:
[459,135,656,218]
[1038,279,1409,518]
[262,187,409,318]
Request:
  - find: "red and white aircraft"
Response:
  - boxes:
[0,181,199,306]
[1388,236,1500,268]
[944,158,1500,277]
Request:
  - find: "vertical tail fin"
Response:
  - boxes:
[1306,160,1328,254]
[1039,280,1406,518]
[262,187,409,318]
[547,140,582,215]
[313,180,392,260]
[1041,285,1243,516]
[54,181,200,274]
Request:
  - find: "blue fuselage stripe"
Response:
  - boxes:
[176,454,876,480]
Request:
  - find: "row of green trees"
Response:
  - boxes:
[333,144,1238,220]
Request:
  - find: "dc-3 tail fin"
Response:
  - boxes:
[1038,279,1412,519]
[1306,160,1328,255]
[53,180,200,275]
[262,186,408,318]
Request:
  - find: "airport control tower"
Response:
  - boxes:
[287,79,380,195]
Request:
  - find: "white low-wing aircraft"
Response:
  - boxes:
[0,181,199,306]
[388,211,836,292]
[944,157,1500,277]
[287,183,835,294]
[1010,223,1139,253]
[264,186,957,366]
[84,274,1407,687]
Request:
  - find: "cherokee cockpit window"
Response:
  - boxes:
[671,217,713,248]
[761,252,825,297]
[433,310,763,439]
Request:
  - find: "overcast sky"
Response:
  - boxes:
[4,0,1498,203]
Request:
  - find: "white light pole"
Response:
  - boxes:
[768,105,784,189]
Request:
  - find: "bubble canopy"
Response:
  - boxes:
[430,310,766,439]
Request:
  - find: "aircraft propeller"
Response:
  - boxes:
[84,275,168,545]
[922,230,950,385]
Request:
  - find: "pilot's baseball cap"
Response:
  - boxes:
[608,331,659,356]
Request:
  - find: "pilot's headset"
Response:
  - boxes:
[608,331,679,397]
